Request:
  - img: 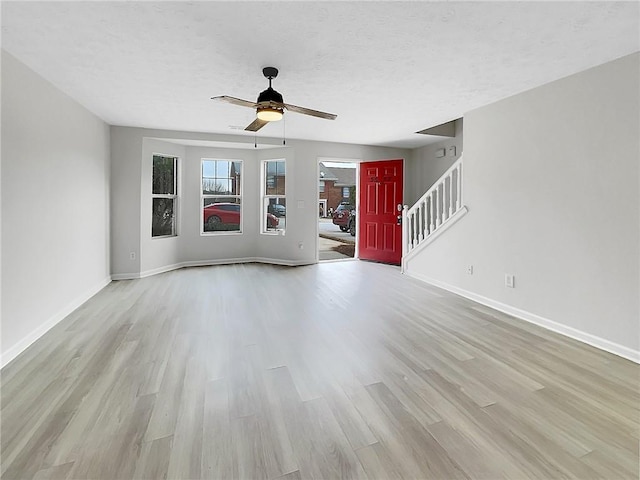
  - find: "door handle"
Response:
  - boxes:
[397,215,402,225]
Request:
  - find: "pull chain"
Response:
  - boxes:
[283,115,286,145]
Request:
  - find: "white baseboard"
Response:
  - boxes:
[1,275,112,369]
[140,261,195,278]
[252,257,313,267]
[113,257,314,280]
[111,272,141,280]
[404,270,640,364]
[180,258,256,269]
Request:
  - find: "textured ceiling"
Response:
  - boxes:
[2,1,638,148]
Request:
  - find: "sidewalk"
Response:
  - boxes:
[319,236,354,260]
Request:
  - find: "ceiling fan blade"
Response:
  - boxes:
[211,95,257,108]
[283,103,337,120]
[245,118,269,132]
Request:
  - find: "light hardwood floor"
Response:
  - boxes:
[1,261,638,479]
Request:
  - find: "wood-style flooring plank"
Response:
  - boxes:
[365,381,469,479]
[165,346,206,479]
[265,366,367,480]
[66,392,155,479]
[355,442,404,480]
[200,379,234,479]
[32,462,74,480]
[275,470,302,480]
[133,435,172,480]
[143,334,191,442]
[1,261,637,480]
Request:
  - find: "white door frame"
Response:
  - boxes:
[318,199,327,217]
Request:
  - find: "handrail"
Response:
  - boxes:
[402,156,464,257]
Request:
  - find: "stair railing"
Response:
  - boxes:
[402,156,464,257]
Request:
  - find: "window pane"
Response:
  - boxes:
[152,198,175,237]
[202,160,214,193]
[319,181,325,193]
[203,199,241,232]
[153,155,175,195]
[215,160,229,177]
[265,198,286,231]
[202,160,241,195]
[265,160,285,195]
[230,162,241,195]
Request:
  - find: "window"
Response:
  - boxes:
[152,155,178,237]
[342,186,350,198]
[319,180,325,193]
[202,159,242,233]
[263,159,286,233]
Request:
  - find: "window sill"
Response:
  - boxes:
[262,229,286,236]
[201,231,243,236]
[152,234,178,239]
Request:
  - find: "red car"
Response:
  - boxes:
[203,203,277,231]
[332,203,355,232]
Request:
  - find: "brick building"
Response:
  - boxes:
[319,163,355,216]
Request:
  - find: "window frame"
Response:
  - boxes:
[261,158,286,235]
[201,158,243,235]
[151,154,179,238]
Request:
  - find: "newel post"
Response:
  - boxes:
[402,205,409,258]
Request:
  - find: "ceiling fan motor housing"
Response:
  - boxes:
[257,87,283,104]
[256,85,284,121]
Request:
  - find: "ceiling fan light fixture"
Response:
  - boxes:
[256,106,283,122]
[212,67,336,132]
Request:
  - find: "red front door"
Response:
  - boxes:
[358,159,404,265]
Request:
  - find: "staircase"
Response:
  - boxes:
[402,156,467,271]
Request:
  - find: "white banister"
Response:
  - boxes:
[402,156,465,260]
[448,175,453,218]
[435,185,441,227]
[411,207,417,247]
[456,163,461,210]
[416,205,424,242]
[457,162,463,208]
[429,193,434,233]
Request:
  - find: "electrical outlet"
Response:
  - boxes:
[467,265,473,275]
[298,242,304,250]
[129,252,136,260]
[505,274,515,288]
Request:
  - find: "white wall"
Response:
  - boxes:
[1,51,111,367]
[110,126,142,276]
[405,53,640,360]
[110,127,409,277]
[406,118,464,204]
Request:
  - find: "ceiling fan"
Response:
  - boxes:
[211,67,337,132]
